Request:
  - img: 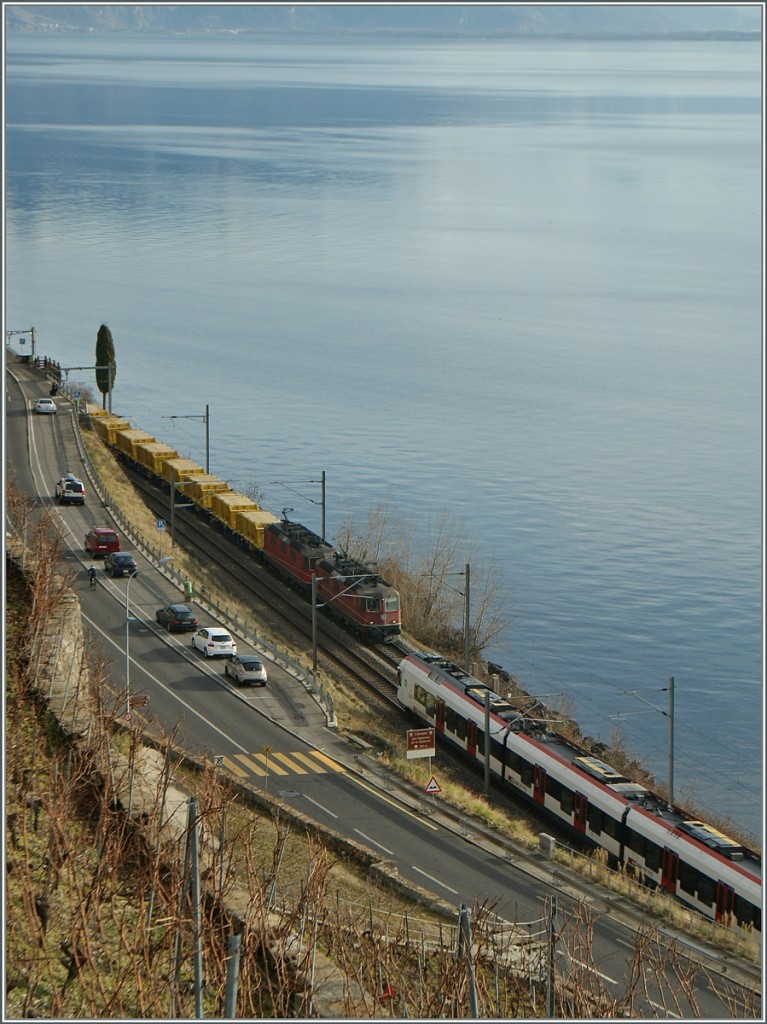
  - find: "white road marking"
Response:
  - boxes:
[411,865,459,894]
[565,955,618,986]
[648,1001,681,1018]
[302,794,338,819]
[354,830,394,856]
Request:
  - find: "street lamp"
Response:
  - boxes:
[163,404,210,474]
[310,570,377,672]
[125,556,174,719]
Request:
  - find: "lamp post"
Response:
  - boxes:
[125,557,174,719]
[164,405,210,473]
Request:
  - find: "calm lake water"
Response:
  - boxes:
[4,33,762,838]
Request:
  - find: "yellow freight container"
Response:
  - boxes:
[210,491,259,528]
[115,428,156,458]
[134,441,180,477]
[92,415,131,446]
[184,473,230,508]
[234,508,280,549]
[162,458,205,484]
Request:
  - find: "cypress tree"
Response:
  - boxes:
[95,324,117,410]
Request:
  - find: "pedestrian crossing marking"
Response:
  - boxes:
[221,756,248,778]
[250,752,289,775]
[290,751,332,773]
[218,750,347,779]
[307,751,346,772]
[232,753,267,777]
[271,751,309,774]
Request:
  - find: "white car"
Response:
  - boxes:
[224,654,268,687]
[34,397,57,414]
[191,627,236,658]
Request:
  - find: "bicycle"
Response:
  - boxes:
[88,566,97,588]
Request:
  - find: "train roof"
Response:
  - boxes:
[267,519,331,555]
[399,652,762,877]
[316,553,396,594]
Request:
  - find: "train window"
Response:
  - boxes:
[519,763,533,787]
[697,875,714,907]
[546,776,563,801]
[366,598,381,612]
[733,895,755,929]
[625,829,646,859]
[588,806,603,835]
[560,790,573,815]
[414,684,436,716]
[643,839,661,873]
[602,814,619,840]
[385,596,400,611]
[506,751,523,776]
[678,860,699,896]
[445,708,465,741]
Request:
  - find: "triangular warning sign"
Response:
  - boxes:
[425,776,441,794]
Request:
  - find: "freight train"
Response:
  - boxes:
[397,651,761,936]
[88,411,401,640]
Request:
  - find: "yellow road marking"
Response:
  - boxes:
[222,756,248,778]
[290,751,334,773]
[232,753,267,777]
[307,751,346,772]
[271,752,309,774]
[250,752,289,775]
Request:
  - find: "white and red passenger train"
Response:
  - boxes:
[397,652,761,935]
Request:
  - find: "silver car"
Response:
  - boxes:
[34,397,57,414]
[224,654,268,687]
[191,627,236,658]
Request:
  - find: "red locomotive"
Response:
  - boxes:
[262,519,401,640]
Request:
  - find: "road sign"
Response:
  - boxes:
[129,694,149,708]
[74,390,80,398]
[157,518,166,530]
[407,727,436,759]
[425,776,441,795]
[213,755,225,767]
[124,711,132,722]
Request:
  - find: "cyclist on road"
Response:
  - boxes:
[88,565,97,587]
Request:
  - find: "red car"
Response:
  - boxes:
[85,527,121,557]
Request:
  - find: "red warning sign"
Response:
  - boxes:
[425,775,442,795]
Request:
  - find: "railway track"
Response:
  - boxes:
[123,465,406,717]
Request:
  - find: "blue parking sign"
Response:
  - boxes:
[157,518,166,530]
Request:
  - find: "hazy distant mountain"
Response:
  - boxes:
[5,3,762,38]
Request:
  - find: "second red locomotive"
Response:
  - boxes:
[262,519,401,640]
